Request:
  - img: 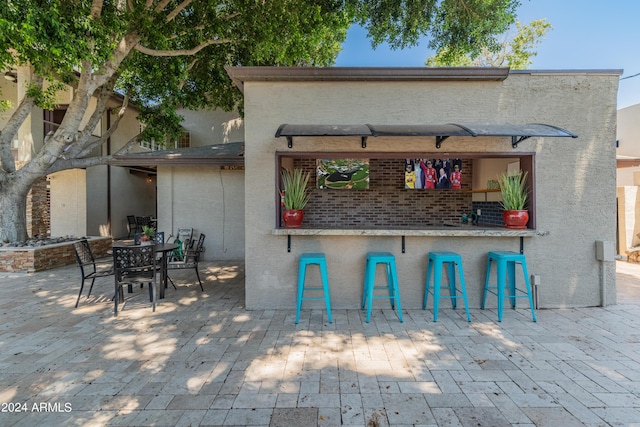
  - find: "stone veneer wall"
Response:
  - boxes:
[26,177,51,237]
[0,237,112,273]
[293,158,473,228]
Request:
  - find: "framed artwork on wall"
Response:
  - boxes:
[317,158,369,189]
[405,158,463,190]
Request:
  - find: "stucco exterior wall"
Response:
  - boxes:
[178,109,244,146]
[86,165,109,236]
[242,70,618,310]
[101,100,155,239]
[107,166,158,238]
[49,169,87,237]
[156,165,244,260]
[0,74,18,130]
[617,186,640,254]
[616,103,640,186]
[617,104,640,157]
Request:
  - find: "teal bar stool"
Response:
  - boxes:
[296,253,332,324]
[362,252,403,323]
[423,252,471,322]
[482,251,537,322]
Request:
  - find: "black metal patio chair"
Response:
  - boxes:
[112,244,157,316]
[126,215,139,238]
[72,239,114,308]
[167,233,206,291]
[136,216,153,233]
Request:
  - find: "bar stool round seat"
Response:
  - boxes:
[423,251,471,322]
[482,251,537,322]
[296,253,332,324]
[362,252,403,323]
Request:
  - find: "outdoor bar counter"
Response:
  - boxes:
[273,226,546,251]
[268,225,547,312]
[273,226,546,237]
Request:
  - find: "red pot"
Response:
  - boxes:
[283,209,304,228]
[502,210,529,229]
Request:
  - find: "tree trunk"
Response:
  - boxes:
[0,183,30,243]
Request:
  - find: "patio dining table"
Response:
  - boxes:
[112,242,178,299]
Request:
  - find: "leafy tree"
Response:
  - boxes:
[0,0,520,241]
[426,19,552,69]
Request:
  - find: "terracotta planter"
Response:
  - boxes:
[502,210,529,229]
[283,209,304,228]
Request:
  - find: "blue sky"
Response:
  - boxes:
[335,0,640,109]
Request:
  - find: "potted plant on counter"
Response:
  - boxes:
[281,168,311,228]
[497,170,529,229]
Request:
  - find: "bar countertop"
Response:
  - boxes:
[272,227,548,237]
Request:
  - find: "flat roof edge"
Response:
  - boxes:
[225,66,510,92]
[110,157,244,166]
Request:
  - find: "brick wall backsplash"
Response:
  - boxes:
[291,158,474,228]
[472,201,505,227]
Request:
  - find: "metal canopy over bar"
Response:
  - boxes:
[367,124,472,149]
[461,123,578,148]
[275,123,577,149]
[275,124,372,148]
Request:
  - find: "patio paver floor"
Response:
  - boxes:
[1,260,639,426]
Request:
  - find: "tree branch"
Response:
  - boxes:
[113,134,144,156]
[82,31,140,98]
[166,0,193,22]
[177,58,198,90]
[74,93,130,159]
[134,38,231,57]
[90,0,104,18]
[46,154,114,175]
[0,74,43,174]
[76,74,118,145]
[154,0,172,13]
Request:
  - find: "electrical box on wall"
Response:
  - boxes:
[595,240,614,262]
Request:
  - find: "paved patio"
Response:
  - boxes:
[1,259,639,426]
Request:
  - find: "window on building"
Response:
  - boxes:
[277,152,535,229]
[139,127,190,151]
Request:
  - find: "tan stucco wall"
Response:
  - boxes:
[617,186,640,254]
[616,103,640,186]
[156,165,244,260]
[617,103,640,158]
[49,169,87,236]
[617,168,637,187]
[471,158,518,202]
[242,70,618,310]
[178,109,244,146]
[100,100,154,239]
[0,73,18,129]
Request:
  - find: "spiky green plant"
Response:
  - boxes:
[497,170,528,210]
[141,225,156,239]
[282,169,311,210]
